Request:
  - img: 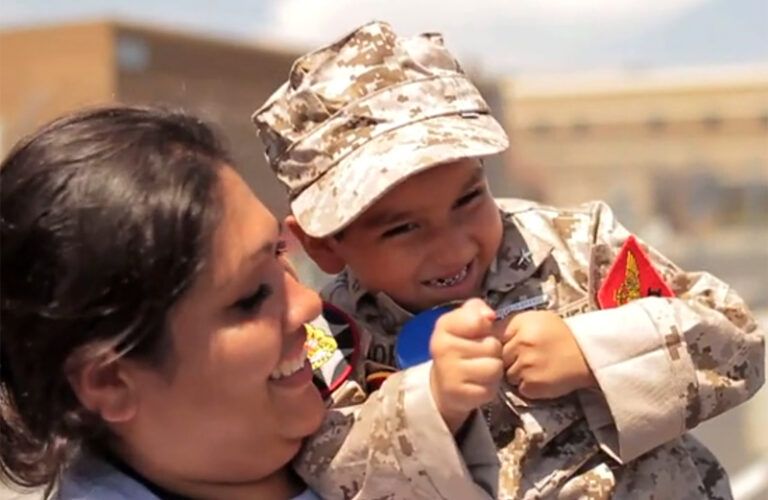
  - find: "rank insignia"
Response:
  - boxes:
[308,302,361,398]
[305,321,339,370]
[597,235,674,309]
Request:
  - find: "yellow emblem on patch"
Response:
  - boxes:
[614,251,643,306]
[305,323,338,370]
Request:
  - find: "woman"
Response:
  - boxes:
[0,106,325,499]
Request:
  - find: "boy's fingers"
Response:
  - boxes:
[464,298,497,321]
[502,329,524,358]
[502,313,527,342]
[456,358,505,384]
[432,334,502,359]
[458,358,504,382]
[498,320,518,343]
[518,380,552,400]
[436,299,495,339]
[501,339,517,368]
[505,360,524,386]
[476,335,503,358]
[490,319,508,341]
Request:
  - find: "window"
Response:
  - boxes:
[117,34,150,72]
[702,114,722,130]
[531,121,553,136]
[646,115,667,133]
[571,119,590,134]
[760,111,768,129]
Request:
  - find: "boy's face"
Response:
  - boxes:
[324,158,503,312]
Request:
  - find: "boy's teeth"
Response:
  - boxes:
[426,264,469,288]
[269,347,307,380]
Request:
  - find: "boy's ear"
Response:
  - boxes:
[285,215,346,274]
[66,353,138,424]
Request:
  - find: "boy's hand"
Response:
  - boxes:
[429,299,503,433]
[501,310,596,400]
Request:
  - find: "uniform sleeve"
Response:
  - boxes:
[565,201,765,463]
[294,362,499,500]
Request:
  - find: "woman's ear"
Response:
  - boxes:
[285,215,346,274]
[66,352,138,424]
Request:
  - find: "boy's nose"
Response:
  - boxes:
[429,228,476,265]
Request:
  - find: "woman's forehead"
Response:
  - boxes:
[207,167,279,288]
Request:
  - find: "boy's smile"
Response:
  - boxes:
[299,158,503,313]
[422,261,471,288]
[419,259,481,303]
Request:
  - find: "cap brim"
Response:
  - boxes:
[291,113,509,238]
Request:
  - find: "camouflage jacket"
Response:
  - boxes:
[295,303,500,500]
[299,198,765,499]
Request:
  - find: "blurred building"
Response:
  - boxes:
[502,67,768,234]
[0,19,300,213]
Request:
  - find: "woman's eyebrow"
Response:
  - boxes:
[256,221,283,259]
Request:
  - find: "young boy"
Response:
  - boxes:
[253,21,765,499]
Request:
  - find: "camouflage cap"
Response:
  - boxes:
[253,21,509,238]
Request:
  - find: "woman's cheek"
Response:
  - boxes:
[214,322,281,372]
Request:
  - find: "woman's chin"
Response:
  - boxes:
[281,383,326,439]
[302,386,327,433]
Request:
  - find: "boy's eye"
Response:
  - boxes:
[233,284,273,314]
[381,222,418,239]
[453,187,483,209]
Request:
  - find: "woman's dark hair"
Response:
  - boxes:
[0,105,231,493]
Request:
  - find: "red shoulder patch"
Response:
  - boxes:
[597,235,674,309]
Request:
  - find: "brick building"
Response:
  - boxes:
[0,20,300,212]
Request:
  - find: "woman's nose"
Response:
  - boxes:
[283,270,323,332]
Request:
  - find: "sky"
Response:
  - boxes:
[1,0,765,74]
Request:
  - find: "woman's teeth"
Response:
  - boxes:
[269,347,308,380]
[424,264,469,288]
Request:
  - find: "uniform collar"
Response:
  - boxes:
[347,270,415,330]
[483,210,553,295]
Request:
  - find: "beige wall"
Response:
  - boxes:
[113,25,299,213]
[0,21,299,214]
[0,22,116,152]
[502,71,768,231]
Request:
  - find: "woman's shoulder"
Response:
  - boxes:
[291,488,322,500]
[55,454,160,500]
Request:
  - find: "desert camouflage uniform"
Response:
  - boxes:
[321,198,765,499]
[295,303,499,500]
[252,21,765,499]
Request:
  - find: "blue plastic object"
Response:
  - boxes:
[395,305,455,368]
